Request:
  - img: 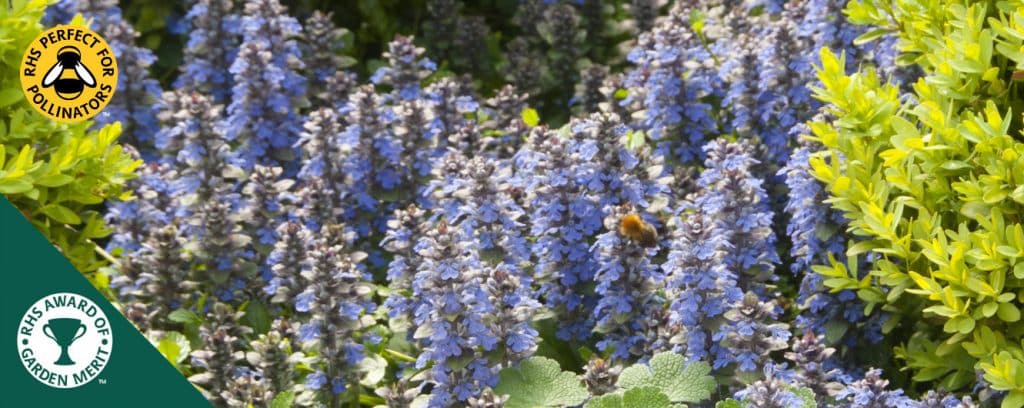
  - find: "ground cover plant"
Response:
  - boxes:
[2,0,1021,406]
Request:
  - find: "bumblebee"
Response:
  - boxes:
[619,213,658,248]
[42,46,96,100]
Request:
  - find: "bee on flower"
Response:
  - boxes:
[619,213,658,248]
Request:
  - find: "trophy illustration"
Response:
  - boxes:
[43,318,87,366]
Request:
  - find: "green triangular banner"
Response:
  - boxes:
[1,196,210,406]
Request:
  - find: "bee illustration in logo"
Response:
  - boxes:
[41,46,96,100]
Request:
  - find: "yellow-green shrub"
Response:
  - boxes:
[811,0,1024,405]
[0,0,139,287]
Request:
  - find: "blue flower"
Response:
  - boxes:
[298,322,321,343]
[331,377,346,395]
[295,291,316,312]
[835,369,919,408]
[305,371,327,390]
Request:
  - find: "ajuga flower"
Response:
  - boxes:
[111,223,189,325]
[451,16,491,75]
[437,154,525,254]
[779,142,845,277]
[662,209,739,362]
[481,85,530,158]
[293,108,347,228]
[592,206,667,361]
[784,332,843,400]
[537,3,583,101]
[372,36,433,101]
[264,222,307,303]
[571,112,672,212]
[834,368,918,408]
[694,140,778,290]
[177,0,240,102]
[718,292,790,371]
[318,70,359,110]
[386,147,535,403]
[338,85,399,236]
[302,11,351,84]
[484,264,540,364]
[780,141,872,340]
[381,204,428,320]
[734,363,804,407]
[393,149,538,405]
[626,0,663,34]
[291,225,374,404]
[391,99,436,191]
[424,77,477,144]
[407,220,497,405]
[189,303,251,405]
[105,160,175,253]
[244,321,306,402]
[504,37,543,96]
[624,3,716,162]
[240,165,294,280]
[574,64,609,115]
[93,21,162,155]
[515,127,601,341]
[156,90,237,215]
[225,0,306,171]
[190,199,253,302]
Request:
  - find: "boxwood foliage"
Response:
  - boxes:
[811,0,1024,403]
[0,0,139,289]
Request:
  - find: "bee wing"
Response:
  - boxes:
[42,63,63,87]
[74,62,96,87]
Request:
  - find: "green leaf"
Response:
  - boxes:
[244,300,271,334]
[626,131,646,151]
[998,303,1021,322]
[1002,390,1024,408]
[155,331,190,367]
[824,320,849,344]
[358,353,388,387]
[0,178,33,194]
[494,356,589,408]
[270,391,295,408]
[0,88,22,107]
[716,399,743,408]
[616,352,715,403]
[854,28,891,45]
[34,173,74,187]
[689,9,706,33]
[790,386,818,407]
[39,204,81,224]
[168,308,202,325]
[521,108,540,128]
[586,387,674,408]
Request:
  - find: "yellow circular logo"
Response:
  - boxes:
[19,25,118,123]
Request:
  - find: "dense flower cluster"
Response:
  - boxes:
[177,0,240,102]
[33,0,999,406]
